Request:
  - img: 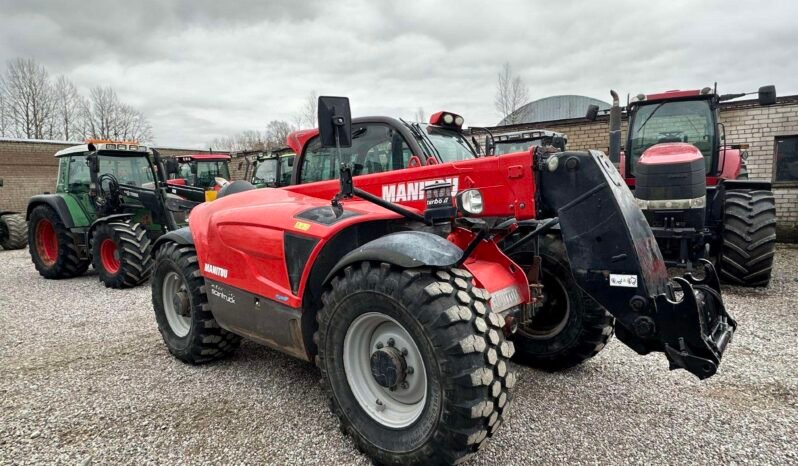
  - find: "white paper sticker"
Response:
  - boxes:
[610,274,638,288]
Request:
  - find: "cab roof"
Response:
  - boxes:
[175,153,231,161]
[54,142,151,157]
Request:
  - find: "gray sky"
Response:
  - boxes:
[1,0,795,148]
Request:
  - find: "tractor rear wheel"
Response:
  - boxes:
[317,262,515,465]
[28,205,89,279]
[507,234,614,371]
[719,189,777,287]
[91,221,153,288]
[152,242,240,363]
[0,214,27,250]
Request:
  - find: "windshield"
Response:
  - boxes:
[494,139,546,155]
[253,158,278,185]
[178,160,230,189]
[628,99,715,174]
[424,127,476,162]
[99,154,154,187]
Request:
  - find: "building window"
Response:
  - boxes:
[774,136,798,184]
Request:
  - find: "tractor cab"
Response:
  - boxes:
[166,153,231,191]
[493,129,567,155]
[285,111,478,185]
[247,147,296,188]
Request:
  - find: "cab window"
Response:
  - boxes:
[299,124,412,183]
[66,155,91,191]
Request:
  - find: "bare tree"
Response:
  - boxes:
[494,62,529,125]
[53,76,81,141]
[1,58,56,139]
[265,120,293,149]
[300,90,318,128]
[0,93,8,138]
[79,86,153,143]
[414,107,425,123]
[208,130,267,152]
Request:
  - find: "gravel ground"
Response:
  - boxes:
[1,245,796,465]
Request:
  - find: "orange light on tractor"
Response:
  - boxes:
[429,111,465,128]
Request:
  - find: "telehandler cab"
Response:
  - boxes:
[27,141,207,288]
[151,96,735,465]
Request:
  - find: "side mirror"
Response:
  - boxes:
[586,104,600,122]
[164,158,179,176]
[758,85,777,106]
[471,136,483,156]
[318,96,352,148]
[287,156,295,167]
[237,160,244,170]
[0,178,4,187]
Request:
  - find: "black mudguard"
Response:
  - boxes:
[27,195,75,227]
[324,231,463,283]
[538,150,735,379]
[152,226,194,255]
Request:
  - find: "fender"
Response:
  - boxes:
[152,226,194,254]
[86,213,134,244]
[323,231,463,284]
[27,195,75,227]
[0,210,19,217]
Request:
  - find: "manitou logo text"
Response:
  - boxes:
[204,263,228,278]
[381,177,459,203]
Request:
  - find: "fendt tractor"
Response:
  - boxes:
[27,141,207,288]
[588,86,778,286]
[241,147,296,188]
[490,129,567,155]
[151,97,735,465]
[165,153,231,191]
[0,178,28,250]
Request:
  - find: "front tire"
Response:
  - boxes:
[91,221,153,288]
[507,234,614,371]
[0,214,28,250]
[28,205,89,279]
[152,242,241,364]
[317,262,516,465]
[719,189,777,287]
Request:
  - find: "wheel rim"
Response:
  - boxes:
[343,312,427,428]
[99,239,121,274]
[162,271,192,338]
[520,274,570,339]
[35,219,58,266]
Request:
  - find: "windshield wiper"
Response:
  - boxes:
[635,103,665,133]
[400,118,440,160]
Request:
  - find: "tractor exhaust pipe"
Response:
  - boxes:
[608,90,621,163]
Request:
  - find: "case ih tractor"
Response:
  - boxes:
[151,97,735,465]
[27,141,206,288]
[588,86,778,286]
[241,147,296,188]
[164,153,231,191]
[491,129,567,155]
[0,178,28,250]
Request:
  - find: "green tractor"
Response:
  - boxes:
[26,141,205,288]
[241,147,296,188]
[0,178,28,250]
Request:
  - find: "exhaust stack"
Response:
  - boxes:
[608,90,621,163]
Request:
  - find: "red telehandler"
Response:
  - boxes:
[151,97,735,465]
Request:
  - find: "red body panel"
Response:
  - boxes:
[190,150,538,311]
[286,129,319,155]
[638,143,703,165]
[166,178,187,186]
[717,147,743,180]
[645,89,702,101]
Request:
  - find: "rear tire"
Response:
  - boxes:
[28,205,89,279]
[317,262,515,465]
[507,234,614,371]
[91,221,153,289]
[719,189,777,287]
[152,242,241,363]
[0,214,27,250]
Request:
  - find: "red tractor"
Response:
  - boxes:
[164,153,231,192]
[588,86,778,286]
[151,97,734,465]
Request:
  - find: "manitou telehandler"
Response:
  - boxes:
[27,141,207,288]
[0,178,27,250]
[151,97,735,465]
[588,86,778,286]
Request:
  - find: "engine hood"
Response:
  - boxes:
[639,142,703,166]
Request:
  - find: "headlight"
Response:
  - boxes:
[547,155,559,172]
[457,189,483,215]
[443,113,454,124]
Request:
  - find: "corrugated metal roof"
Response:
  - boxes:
[499,95,611,125]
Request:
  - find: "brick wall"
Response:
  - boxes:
[0,139,227,213]
[474,96,798,241]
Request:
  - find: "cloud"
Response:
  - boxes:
[1,0,795,147]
